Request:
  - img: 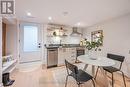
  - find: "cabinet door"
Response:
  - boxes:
[66,48,76,63]
[64,48,69,61]
[58,48,66,65]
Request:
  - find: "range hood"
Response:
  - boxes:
[70,27,82,36]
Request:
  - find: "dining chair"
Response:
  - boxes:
[95,53,126,87]
[65,59,95,87]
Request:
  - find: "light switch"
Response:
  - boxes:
[129,50,130,54]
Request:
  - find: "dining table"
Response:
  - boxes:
[77,54,115,87]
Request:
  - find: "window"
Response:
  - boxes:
[23,26,38,52]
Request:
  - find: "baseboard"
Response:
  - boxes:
[47,65,57,68]
[19,60,41,64]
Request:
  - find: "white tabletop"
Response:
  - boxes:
[78,55,115,67]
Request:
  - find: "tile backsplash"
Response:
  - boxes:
[47,36,81,44]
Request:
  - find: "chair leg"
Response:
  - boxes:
[120,71,126,87]
[78,84,80,87]
[111,73,114,87]
[65,75,69,87]
[77,82,81,87]
[105,71,107,75]
[91,79,96,87]
[95,66,99,79]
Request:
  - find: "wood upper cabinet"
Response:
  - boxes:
[2,22,6,56]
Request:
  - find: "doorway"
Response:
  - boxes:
[19,23,42,63]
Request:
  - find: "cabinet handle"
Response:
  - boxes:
[71,56,75,57]
[49,50,56,51]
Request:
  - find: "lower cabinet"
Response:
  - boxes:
[58,47,76,66]
[58,48,66,66]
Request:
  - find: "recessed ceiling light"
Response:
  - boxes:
[77,22,81,26]
[48,17,52,20]
[27,12,32,16]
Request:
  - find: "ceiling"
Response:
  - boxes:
[15,0,130,27]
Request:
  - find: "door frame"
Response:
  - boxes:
[0,17,3,86]
[19,22,43,63]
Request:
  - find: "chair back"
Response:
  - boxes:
[65,60,78,75]
[107,53,125,69]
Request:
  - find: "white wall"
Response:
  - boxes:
[0,17,3,86]
[6,23,19,60]
[83,14,130,77]
[42,24,47,64]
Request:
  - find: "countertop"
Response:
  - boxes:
[45,44,85,49]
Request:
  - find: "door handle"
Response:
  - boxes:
[38,46,41,48]
[38,43,41,48]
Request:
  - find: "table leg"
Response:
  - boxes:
[83,64,88,71]
[84,65,95,77]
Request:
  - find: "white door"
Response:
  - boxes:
[19,23,42,63]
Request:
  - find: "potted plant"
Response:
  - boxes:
[85,37,102,59]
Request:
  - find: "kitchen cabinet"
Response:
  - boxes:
[58,47,76,66]
[58,48,66,66]
[66,48,76,62]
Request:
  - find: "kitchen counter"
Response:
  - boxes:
[45,44,85,49]
[45,44,86,67]
[45,46,59,49]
